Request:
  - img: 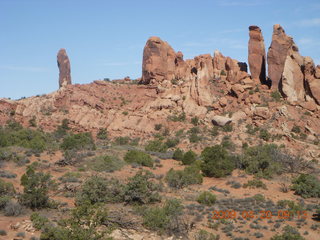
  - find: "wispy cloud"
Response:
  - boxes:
[0,65,48,72]
[297,38,320,48]
[217,0,266,7]
[296,18,320,27]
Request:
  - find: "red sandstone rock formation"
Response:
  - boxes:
[248,25,266,83]
[267,24,293,90]
[57,48,72,88]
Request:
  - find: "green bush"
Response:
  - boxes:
[201,145,234,178]
[145,139,167,152]
[197,191,216,206]
[154,124,162,131]
[165,138,179,148]
[90,154,125,172]
[291,125,301,134]
[19,166,53,209]
[143,199,184,234]
[60,132,95,151]
[271,91,282,102]
[165,165,203,189]
[239,144,283,178]
[191,116,199,126]
[123,170,161,204]
[0,178,15,196]
[0,125,49,152]
[124,150,153,167]
[4,200,24,216]
[222,124,233,132]
[30,212,49,230]
[76,176,124,205]
[54,119,70,138]
[195,230,219,240]
[168,112,186,122]
[210,126,219,136]
[0,230,7,236]
[182,150,197,165]
[172,148,184,161]
[97,128,108,140]
[271,225,305,240]
[114,136,130,145]
[259,129,271,141]
[243,179,267,190]
[291,174,320,198]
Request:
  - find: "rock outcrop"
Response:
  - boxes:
[305,58,320,104]
[248,25,266,83]
[57,48,72,88]
[267,24,293,90]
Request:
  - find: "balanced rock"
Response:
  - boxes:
[248,25,266,83]
[212,115,232,126]
[267,24,293,89]
[57,48,72,88]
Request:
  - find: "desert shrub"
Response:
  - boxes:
[0,196,11,210]
[291,125,301,134]
[124,150,153,167]
[96,128,108,140]
[168,112,186,122]
[172,148,184,161]
[0,230,7,236]
[39,202,109,240]
[19,166,53,209]
[30,212,50,230]
[123,170,161,204]
[76,176,124,205]
[58,172,81,183]
[201,145,235,178]
[271,225,305,240]
[271,91,282,102]
[197,191,216,206]
[182,150,197,165]
[195,230,219,240]
[0,178,15,196]
[226,180,242,189]
[222,124,233,132]
[4,200,24,216]
[221,135,235,150]
[0,125,49,152]
[291,174,320,198]
[246,124,260,135]
[143,199,186,235]
[29,116,37,127]
[276,200,304,215]
[165,165,203,189]
[252,194,265,202]
[210,126,219,136]
[165,138,179,148]
[60,132,95,151]
[54,119,70,138]
[189,133,201,143]
[154,124,162,131]
[259,129,271,141]
[191,116,199,126]
[114,136,130,145]
[239,144,283,178]
[90,154,125,172]
[243,179,267,190]
[145,139,167,152]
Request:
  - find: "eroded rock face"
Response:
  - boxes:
[57,49,72,88]
[140,37,177,84]
[267,24,293,89]
[248,25,266,83]
[305,58,320,104]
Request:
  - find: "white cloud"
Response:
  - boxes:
[0,65,48,72]
[296,18,320,27]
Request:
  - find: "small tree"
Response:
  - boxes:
[201,145,234,178]
[19,166,53,209]
[182,150,197,165]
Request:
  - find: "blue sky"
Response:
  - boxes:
[1,0,320,99]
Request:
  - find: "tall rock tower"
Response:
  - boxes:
[57,48,72,88]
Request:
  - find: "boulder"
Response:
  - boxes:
[248,25,266,83]
[57,48,72,88]
[212,115,232,126]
